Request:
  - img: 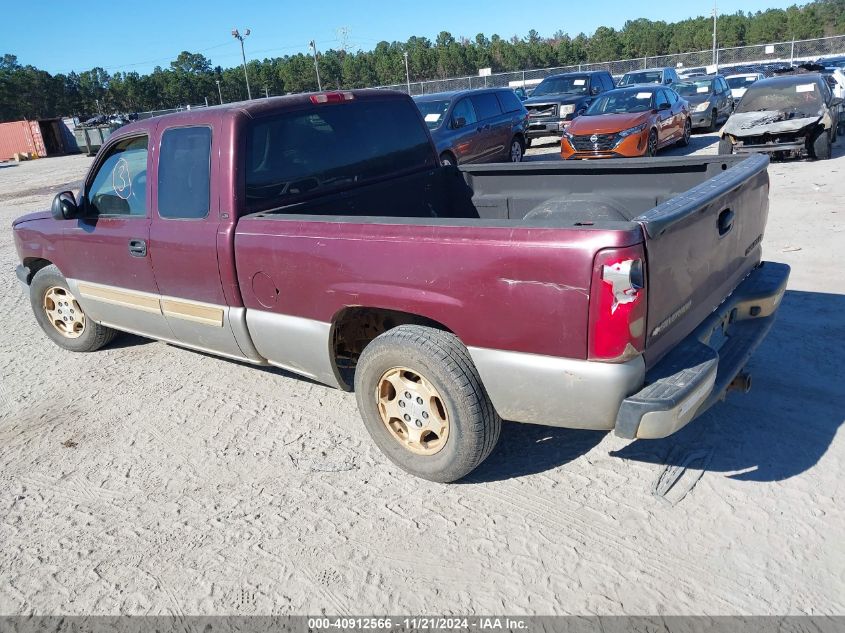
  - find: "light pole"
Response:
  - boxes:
[232,28,252,100]
[403,51,411,94]
[215,80,223,104]
[309,40,322,91]
[712,1,718,66]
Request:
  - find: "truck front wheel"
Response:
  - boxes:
[29,265,117,352]
[354,325,501,482]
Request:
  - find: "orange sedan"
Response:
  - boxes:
[561,85,691,159]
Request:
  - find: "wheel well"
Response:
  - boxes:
[22,257,53,284]
[331,307,452,390]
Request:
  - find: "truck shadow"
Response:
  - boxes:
[467,289,844,483]
[609,289,844,482]
[462,423,604,483]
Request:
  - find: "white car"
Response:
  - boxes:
[725,73,764,100]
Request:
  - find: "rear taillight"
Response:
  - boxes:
[309,91,355,104]
[588,245,647,362]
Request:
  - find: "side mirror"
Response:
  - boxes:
[665,77,673,85]
[453,116,467,129]
[659,102,671,110]
[591,86,600,96]
[51,191,79,220]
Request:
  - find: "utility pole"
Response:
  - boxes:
[712,1,718,66]
[232,28,252,100]
[216,80,223,104]
[403,51,411,94]
[309,40,322,91]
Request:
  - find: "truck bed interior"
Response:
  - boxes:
[245,155,746,227]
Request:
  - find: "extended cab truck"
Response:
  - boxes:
[13,90,790,482]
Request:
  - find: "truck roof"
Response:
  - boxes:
[114,89,409,136]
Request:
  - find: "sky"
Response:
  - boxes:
[3,0,801,75]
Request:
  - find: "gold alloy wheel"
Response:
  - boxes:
[43,286,85,339]
[376,367,450,455]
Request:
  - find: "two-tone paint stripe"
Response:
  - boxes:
[76,281,224,327]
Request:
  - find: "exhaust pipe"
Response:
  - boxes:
[728,371,752,394]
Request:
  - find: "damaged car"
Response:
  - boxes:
[718,73,842,159]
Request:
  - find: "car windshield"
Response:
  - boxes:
[414,99,451,129]
[674,79,714,97]
[583,89,655,114]
[727,76,759,89]
[619,71,663,86]
[735,81,824,116]
[531,76,590,96]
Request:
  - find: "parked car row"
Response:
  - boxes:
[412,61,843,165]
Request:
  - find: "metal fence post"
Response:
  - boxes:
[790,39,795,65]
[644,55,648,69]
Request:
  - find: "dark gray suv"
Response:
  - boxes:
[413,88,529,165]
[521,71,616,145]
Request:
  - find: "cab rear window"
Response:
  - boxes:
[245,99,434,211]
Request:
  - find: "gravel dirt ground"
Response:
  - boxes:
[0,132,843,616]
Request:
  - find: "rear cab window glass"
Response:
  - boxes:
[158,126,212,219]
[245,98,435,212]
[86,136,148,217]
[496,90,523,113]
[471,93,503,120]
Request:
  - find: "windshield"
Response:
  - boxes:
[532,76,589,96]
[245,99,435,211]
[584,89,655,115]
[415,99,450,129]
[674,79,714,97]
[727,76,759,89]
[619,71,663,86]
[735,80,824,115]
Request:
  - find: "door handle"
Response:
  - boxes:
[128,239,147,257]
[718,209,734,236]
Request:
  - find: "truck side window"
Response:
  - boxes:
[158,126,212,219]
[86,136,148,217]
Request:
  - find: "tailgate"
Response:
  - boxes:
[633,153,771,367]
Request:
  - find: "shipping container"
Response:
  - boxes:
[0,118,72,160]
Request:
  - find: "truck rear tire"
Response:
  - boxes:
[354,325,501,482]
[718,137,734,155]
[29,265,118,352]
[811,129,832,160]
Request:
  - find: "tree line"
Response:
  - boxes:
[1,0,844,121]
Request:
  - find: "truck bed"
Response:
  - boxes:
[242,154,770,368]
[246,155,750,226]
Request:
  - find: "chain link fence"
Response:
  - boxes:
[377,34,845,95]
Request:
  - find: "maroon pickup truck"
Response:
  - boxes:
[13,90,789,482]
